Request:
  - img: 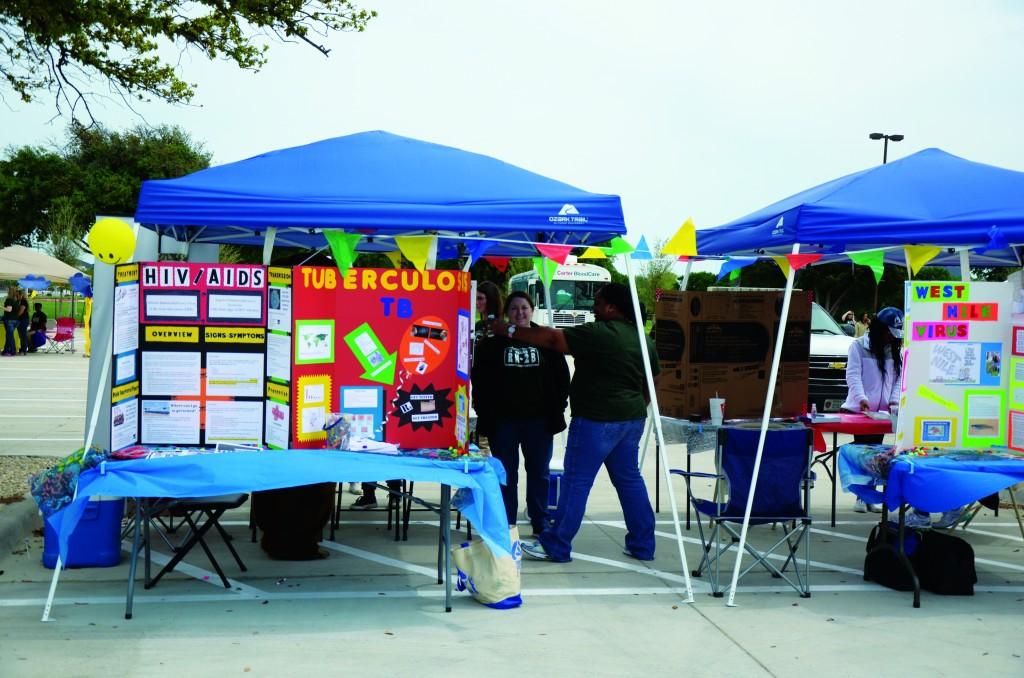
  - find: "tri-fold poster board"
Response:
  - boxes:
[109,263,471,452]
[896,280,1024,451]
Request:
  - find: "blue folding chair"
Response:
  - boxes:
[671,425,814,598]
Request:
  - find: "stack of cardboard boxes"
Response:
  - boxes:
[653,290,811,420]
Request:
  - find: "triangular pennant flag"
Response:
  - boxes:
[322,231,362,276]
[578,246,607,259]
[606,237,634,255]
[535,243,574,265]
[716,256,758,281]
[661,218,698,257]
[533,257,560,288]
[729,268,741,282]
[785,253,822,271]
[677,255,689,262]
[384,250,403,269]
[847,249,886,284]
[482,256,511,273]
[631,235,654,261]
[395,235,436,272]
[464,239,496,266]
[904,245,941,275]
[770,255,791,278]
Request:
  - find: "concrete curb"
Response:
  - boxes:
[0,497,41,556]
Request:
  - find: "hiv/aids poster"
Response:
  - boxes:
[290,266,472,450]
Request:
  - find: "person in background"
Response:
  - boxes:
[475,281,503,326]
[350,480,402,510]
[855,312,870,338]
[473,291,570,536]
[840,310,856,336]
[842,307,905,516]
[2,287,17,356]
[485,282,658,562]
[15,289,29,355]
[28,302,47,353]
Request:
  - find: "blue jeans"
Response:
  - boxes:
[2,319,17,354]
[538,416,654,562]
[489,417,553,533]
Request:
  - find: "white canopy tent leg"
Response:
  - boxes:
[959,249,971,282]
[725,243,800,606]
[678,259,694,291]
[262,227,277,265]
[623,255,693,602]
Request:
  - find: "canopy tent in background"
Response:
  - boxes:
[695,148,1024,266]
[0,245,85,285]
[690,147,1024,605]
[135,130,626,257]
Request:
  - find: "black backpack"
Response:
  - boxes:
[864,522,977,596]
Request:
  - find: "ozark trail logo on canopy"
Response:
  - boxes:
[549,204,588,225]
[771,216,785,236]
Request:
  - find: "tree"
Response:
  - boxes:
[0,123,211,245]
[43,196,85,267]
[0,1,375,121]
[683,271,716,291]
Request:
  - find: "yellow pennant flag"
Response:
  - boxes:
[904,245,941,276]
[661,218,698,257]
[770,255,790,278]
[384,250,403,269]
[578,246,608,259]
[394,235,436,272]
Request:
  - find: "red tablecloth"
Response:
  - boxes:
[808,413,893,452]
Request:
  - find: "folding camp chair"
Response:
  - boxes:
[671,425,814,598]
[43,317,75,353]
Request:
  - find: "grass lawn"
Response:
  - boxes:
[28,297,86,324]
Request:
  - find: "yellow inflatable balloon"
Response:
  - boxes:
[88,218,136,265]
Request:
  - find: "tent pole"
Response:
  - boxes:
[41,332,113,622]
[262,227,277,265]
[624,255,693,602]
[904,249,913,281]
[959,250,971,282]
[725,243,800,606]
[679,259,694,291]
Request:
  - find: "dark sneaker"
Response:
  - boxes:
[622,547,655,562]
[349,495,378,510]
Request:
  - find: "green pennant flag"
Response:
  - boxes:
[323,231,362,276]
[847,249,885,284]
[605,237,634,255]
[532,256,559,288]
[729,268,741,282]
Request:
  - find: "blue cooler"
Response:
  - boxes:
[547,459,564,511]
[43,498,125,569]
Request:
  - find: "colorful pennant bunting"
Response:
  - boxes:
[846,249,885,284]
[631,236,654,261]
[770,256,791,278]
[578,246,608,259]
[395,235,437,272]
[533,257,560,288]
[606,237,634,255]
[785,252,822,271]
[535,243,575,265]
[323,231,362,276]
[904,245,941,275]
[716,256,758,281]
[482,256,511,273]
[661,218,698,257]
[384,250,403,269]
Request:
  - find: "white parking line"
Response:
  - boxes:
[320,540,438,578]
[0,414,84,418]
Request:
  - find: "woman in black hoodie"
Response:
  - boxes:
[472,291,570,536]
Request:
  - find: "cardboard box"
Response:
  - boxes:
[653,290,811,419]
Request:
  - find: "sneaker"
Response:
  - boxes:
[932,507,966,529]
[867,503,883,513]
[347,482,363,495]
[853,499,868,513]
[622,547,655,562]
[904,510,932,528]
[521,540,552,561]
[349,495,378,510]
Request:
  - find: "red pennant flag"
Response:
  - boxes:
[482,256,511,273]
[677,255,689,262]
[535,243,574,265]
[785,253,823,271]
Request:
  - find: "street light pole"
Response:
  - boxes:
[868,132,904,164]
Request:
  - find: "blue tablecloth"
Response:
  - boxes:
[838,444,1024,512]
[47,449,511,560]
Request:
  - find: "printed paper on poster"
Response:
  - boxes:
[206,352,264,397]
[113,284,139,355]
[206,400,263,444]
[110,398,138,451]
[267,332,291,382]
[208,292,263,320]
[268,287,292,332]
[265,400,290,449]
[145,292,199,319]
[141,351,200,396]
[928,342,980,384]
[140,400,200,445]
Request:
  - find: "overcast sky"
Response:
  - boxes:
[3,1,1024,271]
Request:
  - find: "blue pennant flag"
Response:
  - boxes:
[630,235,653,261]
[716,257,759,281]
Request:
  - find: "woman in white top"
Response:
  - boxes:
[843,307,903,515]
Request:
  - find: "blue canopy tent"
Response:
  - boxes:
[135,130,626,258]
[696,148,1024,266]
[37,131,696,619]
[692,148,1024,605]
